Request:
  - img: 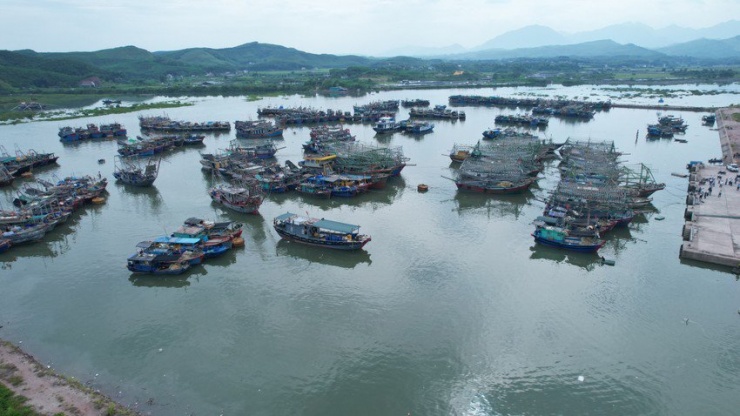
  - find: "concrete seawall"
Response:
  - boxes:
[610,103,717,112]
[680,107,740,268]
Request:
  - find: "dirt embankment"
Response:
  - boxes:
[0,338,140,416]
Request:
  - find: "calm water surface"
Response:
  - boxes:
[1,86,740,415]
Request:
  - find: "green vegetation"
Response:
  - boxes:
[732,113,740,122]
[0,100,192,124]
[0,383,38,416]
[1,42,738,121]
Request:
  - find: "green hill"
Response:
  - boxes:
[0,50,104,91]
[156,42,372,71]
[657,36,740,60]
[454,40,666,60]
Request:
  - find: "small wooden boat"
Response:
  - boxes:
[532,225,604,253]
[273,212,371,250]
[417,184,429,192]
[209,184,263,214]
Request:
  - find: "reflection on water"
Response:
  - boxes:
[128,274,191,288]
[452,190,535,220]
[267,176,406,211]
[528,245,602,271]
[115,183,163,212]
[275,239,372,269]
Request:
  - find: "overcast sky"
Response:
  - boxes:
[1,0,737,55]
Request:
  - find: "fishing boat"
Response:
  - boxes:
[372,116,400,134]
[448,143,478,162]
[405,121,435,134]
[455,177,536,194]
[532,225,604,252]
[235,120,284,139]
[209,184,263,214]
[113,156,160,187]
[1,221,51,245]
[702,114,716,124]
[126,252,192,275]
[273,212,371,250]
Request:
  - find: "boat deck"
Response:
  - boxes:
[680,108,740,267]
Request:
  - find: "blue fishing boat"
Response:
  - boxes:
[273,212,371,250]
[235,120,284,139]
[126,253,192,275]
[372,116,400,134]
[405,121,434,134]
[532,225,604,253]
[149,236,205,265]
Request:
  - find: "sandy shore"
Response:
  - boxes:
[0,338,140,416]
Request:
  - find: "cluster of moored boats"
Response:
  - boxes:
[531,141,665,252]
[1,174,108,254]
[117,133,205,157]
[1,147,59,186]
[647,115,689,139]
[448,137,559,193]
[203,130,407,201]
[408,105,465,120]
[494,113,549,127]
[126,218,244,275]
[58,123,127,142]
[449,95,611,120]
[138,115,231,132]
[2,93,676,265]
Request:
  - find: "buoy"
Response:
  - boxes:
[91,196,105,204]
[600,257,616,266]
[232,236,245,247]
[417,184,429,192]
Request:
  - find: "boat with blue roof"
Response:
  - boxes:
[273,213,371,250]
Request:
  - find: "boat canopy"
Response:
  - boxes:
[173,226,205,236]
[313,219,360,234]
[153,236,202,245]
[275,212,297,221]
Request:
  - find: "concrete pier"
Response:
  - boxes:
[680,108,740,267]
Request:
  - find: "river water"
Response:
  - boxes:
[1,85,739,415]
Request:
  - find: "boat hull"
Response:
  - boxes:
[455,180,534,194]
[274,227,370,250]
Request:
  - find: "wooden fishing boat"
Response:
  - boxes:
[273,212,371,250]
[209,184,263,214]
[532,225,604,253]
[372,116,400,134]
[113,156,160,187]
[455,177,536,194]
[126,253,192,275]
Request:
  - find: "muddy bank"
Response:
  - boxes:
[0,338,140,416]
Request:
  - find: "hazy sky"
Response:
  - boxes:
[1,0,737,55]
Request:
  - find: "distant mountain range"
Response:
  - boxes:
[384,20,740,57]
[0,27,738,92]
